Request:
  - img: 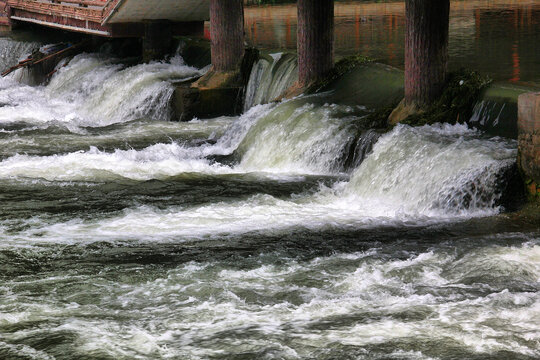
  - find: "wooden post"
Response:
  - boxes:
[210,0,244,72]
[297,0,334,87]
[405,0,450,107]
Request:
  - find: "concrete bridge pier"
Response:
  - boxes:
[389,0,450,124]
[143,20,172,62]
[209,0,244,72]
[173,0,256,120]
[404,0,450,107]
[518,92,540,200]
[297,0,334,87]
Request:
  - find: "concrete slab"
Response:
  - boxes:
[104,0,209,24]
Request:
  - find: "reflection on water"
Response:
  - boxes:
[242,0,540,84]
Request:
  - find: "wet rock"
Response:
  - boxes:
[388,98,423,125]
[496,163,527,212]
[172,84,244,121]
[172,48,258,121]
[191,138,217,147]
[177,37,212,68]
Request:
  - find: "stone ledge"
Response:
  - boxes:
[172,85,243,121]
[171,48,258,121]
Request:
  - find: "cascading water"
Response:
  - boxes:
[0,96,518,240]
[0,50,202,130]
[47,53,203,126]
[344,124,516,216]
[244,52,298,110]
[468,96,519,139]
[0,35,537,360]
[237,101,359,174]
[0,37,41,70]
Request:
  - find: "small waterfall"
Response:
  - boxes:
[0,38,44,85]
[237,101,361,174]
[0,95,510,217]
[0,38,41,70]
[0,46,202,127]
[47,54,202,126]
[0,38,520,219]
[3,33,204,126]
[345,129,382,170]
[345,124,517,216]
[244,53,298,111]
[466,84,532,139]
[470,100,506,126]
[5,122,518,241]
[468,99,518,138]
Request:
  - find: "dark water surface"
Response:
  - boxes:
[0,2,539,359]
[244,0,540,85]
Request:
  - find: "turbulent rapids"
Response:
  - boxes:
[0,36,538,360]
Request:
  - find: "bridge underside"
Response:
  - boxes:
[103,0,209,23]
[1,0,209,37]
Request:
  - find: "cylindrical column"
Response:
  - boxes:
[143,20,172,62]
[518,92,540,198]
[297,0,334,87]
[210,0,244,72]
[405,0,450,107]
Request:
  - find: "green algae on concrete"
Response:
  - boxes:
[306,55,372,94]
[321,62,405,109]
[398,69,492,126]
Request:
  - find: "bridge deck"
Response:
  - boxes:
[1,0,209,36]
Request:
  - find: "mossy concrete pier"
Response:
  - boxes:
[173,0,254,120]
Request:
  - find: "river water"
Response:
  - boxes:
[244,0,540,85]
[0,2,539,360]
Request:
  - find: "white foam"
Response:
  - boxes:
[345,123,516,217]
[0,52,202,129]
[2,238,538,358]
[0,143,234,182]
[0,122,518,246]
[237,102,358,174]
